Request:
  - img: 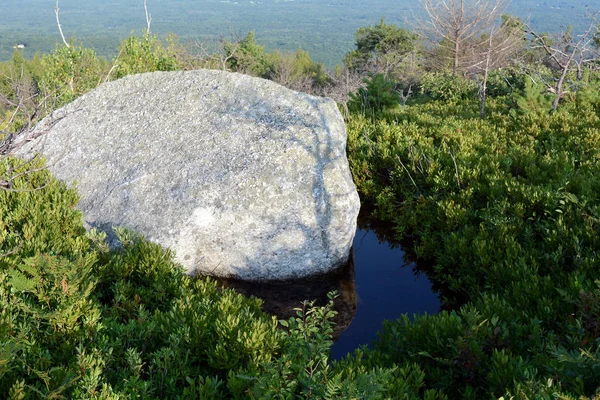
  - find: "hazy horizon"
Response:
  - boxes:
[1,0,598,65]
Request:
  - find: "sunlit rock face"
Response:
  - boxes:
[19,69,360,280]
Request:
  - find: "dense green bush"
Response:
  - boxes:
[419,73,478,103]
[0,157,416,399]
[223,32,277,79]
[346,88,600,398]
[112,33,180,79]
[344,18,418,80]
[38,43,106,108]
[348,73,400,115]
[3,20,600,398]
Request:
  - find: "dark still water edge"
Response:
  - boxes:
[329,228,440,360]
[217,224,441,361]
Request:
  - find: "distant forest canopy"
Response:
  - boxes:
[0,0,597,65]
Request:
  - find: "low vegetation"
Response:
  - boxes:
[1,2,600,398]
[0,157,406,398]
[346,86,600,398]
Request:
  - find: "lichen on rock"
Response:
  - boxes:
[18,69,360,280]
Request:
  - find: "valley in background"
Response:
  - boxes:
[1,0,597,66]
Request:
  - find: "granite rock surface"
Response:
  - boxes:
[18,69,360,280]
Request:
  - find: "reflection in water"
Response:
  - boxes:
[330,229,440,360]
[218,254,358,340]
[217,226,440,359]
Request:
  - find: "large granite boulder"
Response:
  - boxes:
[18,69,360,280]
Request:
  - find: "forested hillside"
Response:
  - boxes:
[1,0,600,398]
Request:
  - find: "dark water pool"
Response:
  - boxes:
[330,228,440,359]
[219,225,440,360]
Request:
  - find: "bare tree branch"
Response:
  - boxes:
[416,0,510,75]
[0,233,23,258]
[398,84,413,106]
[467,20,522,117]
[525,9,600,111]
[190,34,242,72]
[144,0,152,34]
[54,0,70,48]
[103,47,125,84]
[320,66,363,117]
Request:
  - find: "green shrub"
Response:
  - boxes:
[346,89,600,398]
[0,156,422,399]
[39,43,106,109]
[223,32,276,79]
[112,33,179,79]
[349,73,400,115]
[6,28,600,399]
[419,73,477,103]
[343,18,418,80]
[0,157,89,267]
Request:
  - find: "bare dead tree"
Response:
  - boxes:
[190,36,242,72]
[144,0,152,34]
[416,0,510,75]
[54,0,70,48]
[269,51,319,94]
[467,19,522,117]
[0,75,58,157]
[271,53,296,87]
[321,67,363,118]
[0,65,66,208]
[526,10,600,111]
[0,66,44,140]
[398,84,413,106]
[182,24,244,71]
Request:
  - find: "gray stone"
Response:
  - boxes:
[18,69,360,280]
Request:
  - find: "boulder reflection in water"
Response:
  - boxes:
[217,227,440,360]
[330,228,440,360]
[218,254,357,340]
